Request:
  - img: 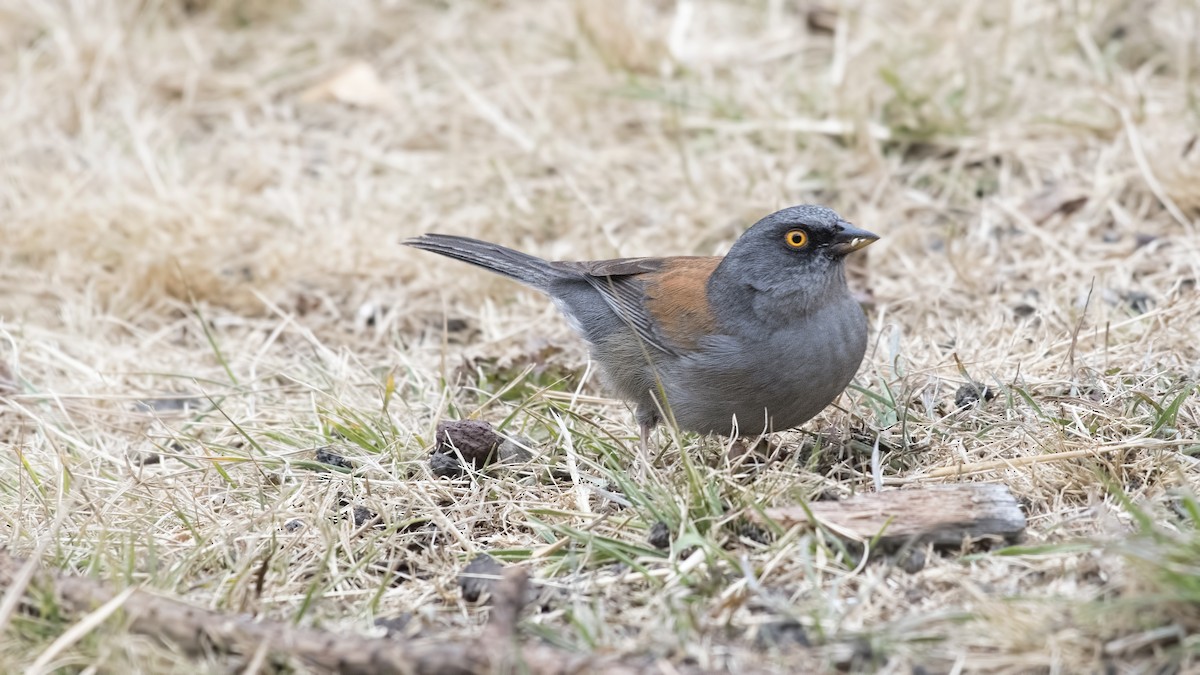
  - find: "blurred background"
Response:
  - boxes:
[1,1,1198,672]
[3,0,1196,339]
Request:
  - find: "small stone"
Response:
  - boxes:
[435,419,502,469]
[284,519,305,532]
[458,553,504,604]
[429,451,464,478]
[1012,303,1036,318]
[135,452,163,466]
[497,437,535,463]
[351,505,379,527]
[955,382,995,408]
[315,447,354,469]
[647,521,671,549]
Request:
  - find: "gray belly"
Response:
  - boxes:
[662,299,868,436]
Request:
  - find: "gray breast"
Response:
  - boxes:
[662,296,869,436]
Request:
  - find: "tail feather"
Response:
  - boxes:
[404,234,558,290]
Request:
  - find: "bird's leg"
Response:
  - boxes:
[631,405,661,482]
[635,421,654,481]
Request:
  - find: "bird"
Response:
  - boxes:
[405,205,878,457]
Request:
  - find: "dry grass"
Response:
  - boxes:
[1,0,1199,672]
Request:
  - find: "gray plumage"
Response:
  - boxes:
[405,204,877,439]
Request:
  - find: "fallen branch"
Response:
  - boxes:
[755,483,1025,547]
[0,549,688,675]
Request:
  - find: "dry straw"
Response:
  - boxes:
[1,0,1198,672]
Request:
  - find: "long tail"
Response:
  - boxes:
[404,234,560,290]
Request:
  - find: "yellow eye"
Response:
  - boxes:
[784,229,809,249]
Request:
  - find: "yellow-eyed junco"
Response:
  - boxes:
[406,205,878,451]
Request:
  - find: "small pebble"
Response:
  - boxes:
[647,521,671,549]
[1012,303,1036,318]
[458,553,504,603]
[351,505,379,527]
[315,447,354,469]
[135,452,163,466]
[435,419,502,468]
[955,382,995,408]
[497,436,535,463]
[429,451,464,478]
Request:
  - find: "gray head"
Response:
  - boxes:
[708,205,878,316]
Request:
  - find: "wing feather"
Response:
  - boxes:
[551,256,718,355]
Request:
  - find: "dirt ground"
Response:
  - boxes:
[1,0,1198,672]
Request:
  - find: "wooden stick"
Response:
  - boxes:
[754,484,1026,547]
[0,549,698,675]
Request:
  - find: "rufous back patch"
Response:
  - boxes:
[642,257,721,350]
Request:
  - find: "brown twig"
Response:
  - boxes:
[755,484,1026,547]
[0,550,691,675]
